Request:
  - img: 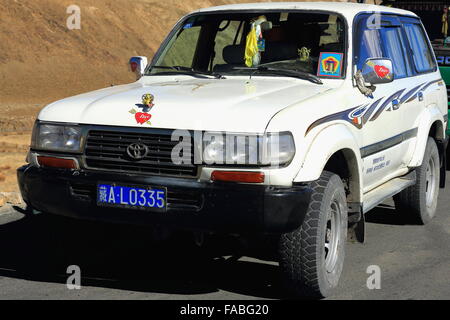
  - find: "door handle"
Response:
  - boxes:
[418,91,424,102]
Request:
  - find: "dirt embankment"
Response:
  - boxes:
[0,0,363,106]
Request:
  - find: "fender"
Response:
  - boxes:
[294,123,363,203]
[408,104,445,168]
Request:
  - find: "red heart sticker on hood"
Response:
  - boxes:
[374,65,390,78]
[135,112,151,124]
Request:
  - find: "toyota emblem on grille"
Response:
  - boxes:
[126,143,148,160]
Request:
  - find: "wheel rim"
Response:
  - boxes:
[425,156,437,209]
[324,199,341,273]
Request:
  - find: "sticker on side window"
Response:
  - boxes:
[317,52,343,78]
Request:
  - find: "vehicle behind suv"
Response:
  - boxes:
[434,45,450,129]
[385,0,450,158]
[17,2,448,298]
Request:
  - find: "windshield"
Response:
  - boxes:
[148,11,347,79]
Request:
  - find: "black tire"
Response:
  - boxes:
[394,137,440,225]
[446,139,450,171]
[279,171,348,298]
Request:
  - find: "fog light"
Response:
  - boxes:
[211,171,265,183]
[37,156,77,169]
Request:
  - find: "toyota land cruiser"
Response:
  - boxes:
[17,2,448,298]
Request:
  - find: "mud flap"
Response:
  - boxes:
[438,137,449,188]
[347,205,365,243]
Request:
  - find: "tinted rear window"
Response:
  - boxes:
[404,23,436,73]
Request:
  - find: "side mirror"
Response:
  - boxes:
[360,58,394,85]
[129,56,148,80]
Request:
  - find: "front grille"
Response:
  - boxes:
[70,183,203,210]
[84,129,197,178]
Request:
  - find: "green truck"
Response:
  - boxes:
[433,44,450,137]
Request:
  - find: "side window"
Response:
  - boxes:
[355,15,412,78]
[379,27,411,78]
[356,28,383,70]
[404,24,436,73]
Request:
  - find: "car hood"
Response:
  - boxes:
[38,76,333,133]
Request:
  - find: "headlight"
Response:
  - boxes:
[31,122,83,152]
[203,131,295,166]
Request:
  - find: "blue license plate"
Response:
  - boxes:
[97,183,166,211]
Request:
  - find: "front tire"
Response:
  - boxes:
[279,171,348,298]
[394,137,440,225]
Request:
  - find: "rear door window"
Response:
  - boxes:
[403,23,436,73]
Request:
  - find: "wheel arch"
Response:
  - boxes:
[294,124,363,205]
[409,106,446,168]
[323,148,362,205]
[429,119,445,141]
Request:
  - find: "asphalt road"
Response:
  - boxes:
[0,177,449,300]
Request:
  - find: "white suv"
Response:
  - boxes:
[18,2,448,298]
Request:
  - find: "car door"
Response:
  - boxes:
[400,18,443,161]
[354,14,419,193]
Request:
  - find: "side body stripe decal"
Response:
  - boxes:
[305,78,442,136]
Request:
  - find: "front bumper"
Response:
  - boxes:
[17,165,312,234]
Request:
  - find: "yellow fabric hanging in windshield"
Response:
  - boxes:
[245,26,258,67]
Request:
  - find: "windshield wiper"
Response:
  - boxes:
[149,66,225,79]
[232,66,323,85]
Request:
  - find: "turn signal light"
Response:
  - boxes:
[37,156,77,169]
[211,171,265,183]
